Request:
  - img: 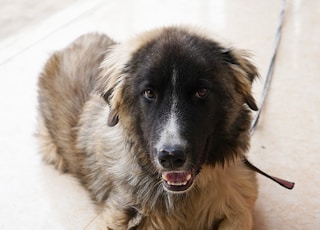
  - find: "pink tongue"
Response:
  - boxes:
[165,172,188,183]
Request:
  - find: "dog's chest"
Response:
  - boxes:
[138,190,224,229]
[135,164,257,230]
[136,167,233,229]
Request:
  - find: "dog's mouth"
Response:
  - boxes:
[161,169,196,193]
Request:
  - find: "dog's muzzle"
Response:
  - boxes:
[157,146,196,193]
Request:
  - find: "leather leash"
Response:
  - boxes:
[245,0,295,190]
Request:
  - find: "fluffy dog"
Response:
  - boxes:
[37,26,259,229]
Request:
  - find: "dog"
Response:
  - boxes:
[37,26,259,229]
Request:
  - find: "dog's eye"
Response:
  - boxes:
[143,89,156,100]
[195,88,209,99]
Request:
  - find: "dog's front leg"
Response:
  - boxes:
[103,207,144,230]
[217,212,253,230]
[102,196,144,230]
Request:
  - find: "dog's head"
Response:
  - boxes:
[98,27,258,193]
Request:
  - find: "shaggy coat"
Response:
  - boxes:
[37,27,258,230]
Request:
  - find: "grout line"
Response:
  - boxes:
[0,0,106,65]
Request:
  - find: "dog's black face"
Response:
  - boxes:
[105,28,258,193]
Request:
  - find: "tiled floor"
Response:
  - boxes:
[0,0,319,229]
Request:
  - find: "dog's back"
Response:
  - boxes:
[37,33,114,173]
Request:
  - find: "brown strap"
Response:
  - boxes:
[244,158,295,190]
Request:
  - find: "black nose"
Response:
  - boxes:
[158,146,186,169]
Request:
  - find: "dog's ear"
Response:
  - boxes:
[223,49,259,111]
[97,48,127,127]
[102,90,119,127]
[107,108,119,126]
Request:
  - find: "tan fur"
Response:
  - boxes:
[136,163,257,230]
[37,27,258,229]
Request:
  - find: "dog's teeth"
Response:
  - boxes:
[167,181,188,186]
[162,172,192,186]
[162,174,168,181]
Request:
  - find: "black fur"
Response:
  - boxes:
[116,28,256,169]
